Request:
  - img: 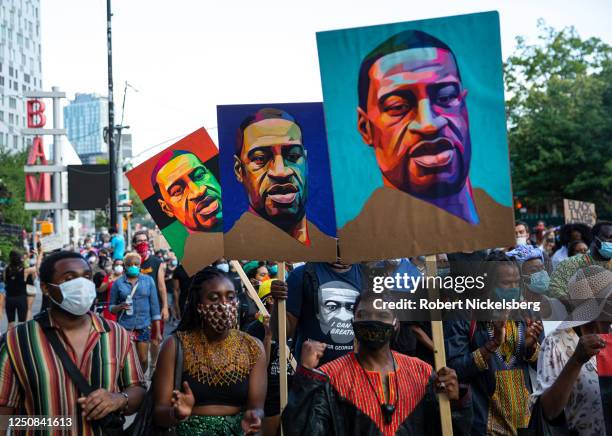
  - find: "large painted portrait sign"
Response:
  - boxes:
[218,103,337,261]
[317,12,515,261]
[126,128,223,274]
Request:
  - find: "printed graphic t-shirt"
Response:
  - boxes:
[287,263,362,365]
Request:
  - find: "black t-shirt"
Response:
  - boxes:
[4,266,26,298]
[246,320,294,416]
[287,263,362,365]
[173,265,191,314]
[141,256,163,302]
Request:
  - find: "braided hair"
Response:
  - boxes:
[175,266,231,332]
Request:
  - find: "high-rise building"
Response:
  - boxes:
[0,0,43,152]
[63,93,108,163]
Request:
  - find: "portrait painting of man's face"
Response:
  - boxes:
[234,108,309,242]
[357,30,477,224]
[127,128,224,274]
[316,12,516,262]
[153,150,223,232]
[218,102,338,262]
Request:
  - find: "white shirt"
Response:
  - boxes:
[531,328,604,436]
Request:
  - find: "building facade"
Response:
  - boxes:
[63,93,108,163]
[0,0,42,152]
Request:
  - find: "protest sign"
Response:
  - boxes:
[597,333,612,435]
[126,128,223,275]
[316,11,515,262]
[40,233,63,252]
[563,199,597,227]
[217,103,337,261]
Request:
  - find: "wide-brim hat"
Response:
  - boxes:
[556,265,612,331]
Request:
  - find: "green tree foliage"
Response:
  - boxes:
[505,21,612,214]
[0,148,38,261]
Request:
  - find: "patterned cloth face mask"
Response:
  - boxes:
[200,301,238,333]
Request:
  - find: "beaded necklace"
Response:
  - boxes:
[178,329,260,386]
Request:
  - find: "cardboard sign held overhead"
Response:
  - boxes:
[563,199,597,227]
[127,128,223,275]
[316,11,515,262]
[217,103,337,262]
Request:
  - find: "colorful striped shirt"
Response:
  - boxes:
[0,310,145,435]
[319,351,433,436]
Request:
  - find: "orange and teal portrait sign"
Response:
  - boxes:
[316,11,515,261]
[126,128,223,274]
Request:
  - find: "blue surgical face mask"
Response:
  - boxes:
[126,265,140,277]
[493,286,521,302]
[528,270,550,294]
[268,265,278,275]
[597,238,612,259]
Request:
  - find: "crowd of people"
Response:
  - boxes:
[0,219,609,435]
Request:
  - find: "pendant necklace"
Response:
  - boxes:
[355,352,399,425]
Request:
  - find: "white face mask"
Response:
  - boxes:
[49,277,97,316]
[216,263,229,273]
[114,265,124,274]
[516,237,528,246]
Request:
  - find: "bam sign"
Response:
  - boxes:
[25,99,51,202]
[563,199,597,227]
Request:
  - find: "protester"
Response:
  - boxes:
[283,291,461,435]
[445,251,544,436]
[153,267,266,435]
[246,279,295,436]
[273,261,363,365]
[533,221,547,247]
[538,230,557,257]
[244,261,270,287]
[0,251,146,435]
[551,223,592,270]
[99,258,124,321]
[515,221,534,247]
[172,263,192,319]
[133,230,169,371]
[567,240,589,257]
[24,249,40,321]
[549,221,612,301]
[110,252,162,374]
[0,251,5,325]
[110,228,126,260]
[165,254,180,322]
[3,249,39,328]
[531,266,611,435]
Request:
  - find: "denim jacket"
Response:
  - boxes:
[109,274,161,330]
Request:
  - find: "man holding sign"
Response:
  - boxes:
[282,291,461,435]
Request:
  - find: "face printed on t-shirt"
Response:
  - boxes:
[317,281,360,344]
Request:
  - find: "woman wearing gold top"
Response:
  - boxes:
[153,267,267,435]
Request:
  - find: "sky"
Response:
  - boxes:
[41,0,612,164]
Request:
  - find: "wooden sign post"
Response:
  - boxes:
[277,263,289,414]
[425,255,453,436]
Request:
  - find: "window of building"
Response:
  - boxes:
[8,113,14,124]
[0,111,3,121]
[13,81,18,91]
[23,73,29,83]
[8,66,13,77]
[9,97,16,109]
[0,76,4,86]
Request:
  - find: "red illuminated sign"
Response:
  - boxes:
[25,99,51,202]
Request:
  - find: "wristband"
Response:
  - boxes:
[119,392,129,413]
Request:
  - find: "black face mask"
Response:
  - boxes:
[353,320,395,350]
